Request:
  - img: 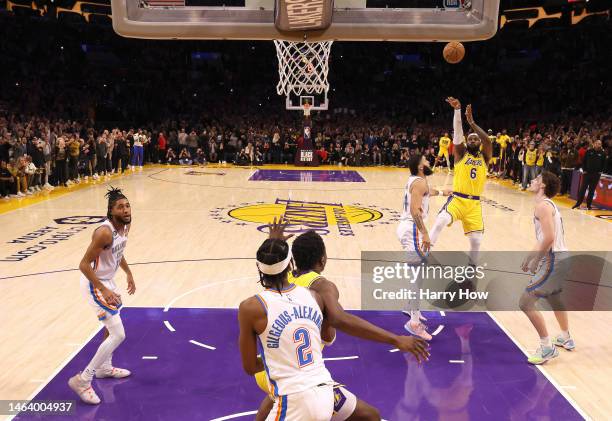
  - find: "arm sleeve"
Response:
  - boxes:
[453,109,464,145]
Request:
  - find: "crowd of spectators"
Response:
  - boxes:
[2,110,610,201]
[0,9,610,203]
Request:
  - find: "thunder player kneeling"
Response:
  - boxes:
[239,239,335,421]
[397,154,450,340]
[68,187,135,404]
[429,98,493,272]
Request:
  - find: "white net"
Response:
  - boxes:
[274,40,333,97]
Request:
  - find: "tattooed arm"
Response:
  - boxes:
[410,178,431,253]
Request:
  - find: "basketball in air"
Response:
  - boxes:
[443,42,465,64]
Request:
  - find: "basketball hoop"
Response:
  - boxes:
[274,39,333,98]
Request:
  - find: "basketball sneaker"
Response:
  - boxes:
[553,334,576,351]
[68,373,101,404]
[404,320,432,341]
[527,345,559,365]
[401,310,427,322]
[95,367,131,379]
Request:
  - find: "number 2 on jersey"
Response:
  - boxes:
[293,328,314,368]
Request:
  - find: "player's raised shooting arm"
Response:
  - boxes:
[465,105,492,162]
[238,297,265,376]
[447,97,465,161]
[79,227,112,292]
[311,278,398,346]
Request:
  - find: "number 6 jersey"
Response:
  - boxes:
[255,284,332,397]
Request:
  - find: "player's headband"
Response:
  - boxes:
[257,250,292,275]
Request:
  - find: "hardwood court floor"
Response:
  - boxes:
[0,164,610,420]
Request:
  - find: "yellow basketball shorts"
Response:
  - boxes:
[440,196,484,234]
[438,148,449,159]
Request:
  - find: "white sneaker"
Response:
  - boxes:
[404,320,433,341]
[66,180,73,186]
[25,190,33,196]
[44,183,53,189]
[95,367,131,379]
[553,334,576,351]
[528,345,559,365]
[17,191,25,197]
[68,374,101,405]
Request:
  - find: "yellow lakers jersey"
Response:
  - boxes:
[525,149,537,166]
[498,135,510,149]
[453,152,487,197]
[439,137,451,150]
[288,270,322,288]
[536,152,544,166]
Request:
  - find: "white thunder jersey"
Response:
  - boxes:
[534,199,567,252]
[92,219,129,280]
[400,176,430,221]
[256,284,332,397]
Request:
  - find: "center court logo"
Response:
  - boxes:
[209,199,400,236]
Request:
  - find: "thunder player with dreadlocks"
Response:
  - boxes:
[68,187,135,404]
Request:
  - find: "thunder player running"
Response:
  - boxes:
[429,97,493,271]
[239,238,335,421]
[69,187,135,404]
[520,171,574,365]
[397,154,451,340]
[254,220,430,421]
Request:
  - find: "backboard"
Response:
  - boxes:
[111,0,501,42]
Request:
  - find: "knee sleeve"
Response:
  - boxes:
[467,231,483,266]
[430,211,452,245]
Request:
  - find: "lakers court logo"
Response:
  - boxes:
[209,199,400,236]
